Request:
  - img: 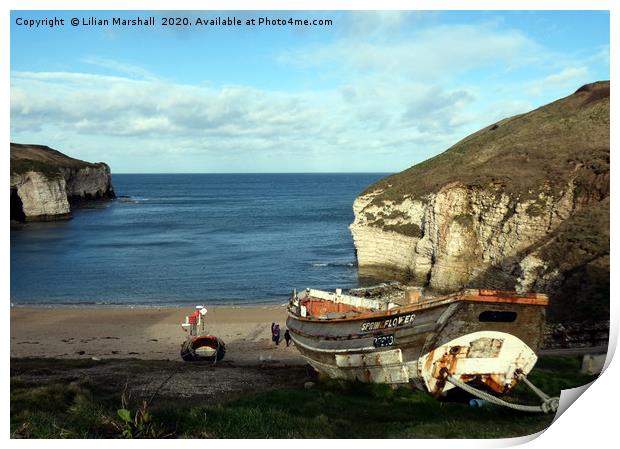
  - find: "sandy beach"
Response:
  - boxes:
[10,305,304,365]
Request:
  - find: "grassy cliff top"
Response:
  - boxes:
[10,143,102,178]
[365,81,609,203]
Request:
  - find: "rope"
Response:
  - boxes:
[147,366,181,407]
[516,371,550,401]
[445,372,559,414]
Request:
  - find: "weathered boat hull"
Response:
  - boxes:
[287,289,547,395]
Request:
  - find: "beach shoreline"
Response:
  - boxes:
[10,301,290,309]
[11,305,304,365]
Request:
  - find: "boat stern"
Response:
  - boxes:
[418,331,538,396]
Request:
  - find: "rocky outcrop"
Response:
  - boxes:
[10,172,71,220]
[10,143,115,221]
[350,81,609,323]
[60,164,115,201]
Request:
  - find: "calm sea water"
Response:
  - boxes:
[10,173,387,306]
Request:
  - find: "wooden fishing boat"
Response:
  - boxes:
[286,287,549,397]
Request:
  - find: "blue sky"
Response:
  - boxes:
[10,10,610,173]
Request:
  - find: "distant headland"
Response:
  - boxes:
[10,143,115,222]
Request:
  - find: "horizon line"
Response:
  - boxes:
[111,171,395,175]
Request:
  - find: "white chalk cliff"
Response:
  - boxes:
[350,82,609,323]
[10,143,115,221]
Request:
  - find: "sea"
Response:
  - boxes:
[10,173,388,307]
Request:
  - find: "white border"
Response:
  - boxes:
[3,1,616,448]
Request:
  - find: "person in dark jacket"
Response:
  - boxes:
[284,329,292,347]
[271,322,281,346]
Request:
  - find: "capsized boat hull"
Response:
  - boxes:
[286,288,547,395]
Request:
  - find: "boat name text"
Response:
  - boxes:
[361,313,416,332]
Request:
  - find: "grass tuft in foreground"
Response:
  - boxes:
[10,355,598,439]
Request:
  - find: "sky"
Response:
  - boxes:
[10,10,610,173]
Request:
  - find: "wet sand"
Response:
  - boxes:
[10,305,304,365]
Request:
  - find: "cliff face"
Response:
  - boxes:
[61,165,115,200]
[10,143,115,221]
[10,171,71,220]
[350,81,609,323]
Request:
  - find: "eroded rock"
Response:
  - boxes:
[350,82,609,323]
[10,143,115,221]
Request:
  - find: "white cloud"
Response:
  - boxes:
[10,16,608,173]
[527,66,590,96]
[402,86,476,132]
[279,23,541,81]
[14,74,463,173]
[10,70,473,151]
[81,57,158,80]
[339,11,429,38]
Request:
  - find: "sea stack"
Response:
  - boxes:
[350,81,609,323]
[10,143,115,222]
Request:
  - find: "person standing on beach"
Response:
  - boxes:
[284,329,291,347]
[272,322,281,346]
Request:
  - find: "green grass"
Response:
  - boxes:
[10,159,64,180]
[363,81,609,204]
[11,381,118,438]
[10,143,101,181]
[10,356,598,439]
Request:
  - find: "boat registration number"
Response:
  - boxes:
[373,335,394,348]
